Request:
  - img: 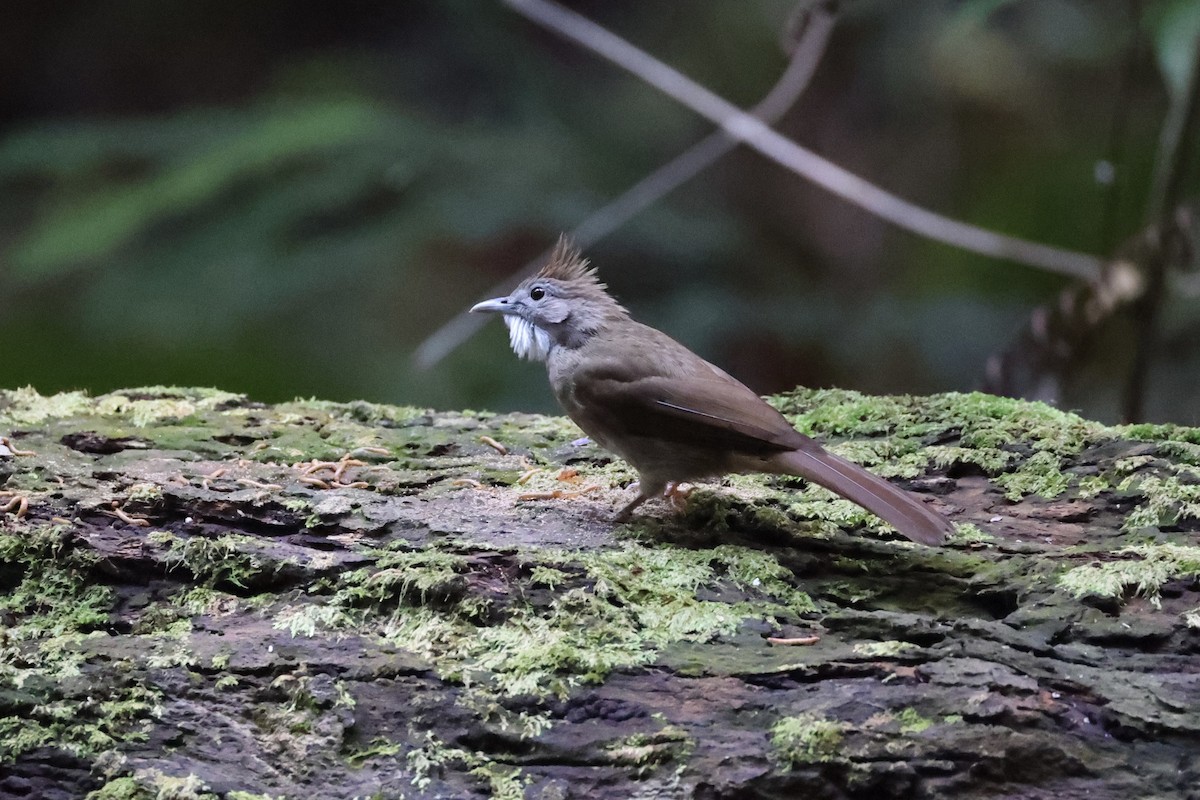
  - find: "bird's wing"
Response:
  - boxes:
[571,359,810,456]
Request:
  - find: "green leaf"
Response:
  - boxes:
[1153,0,1200,101]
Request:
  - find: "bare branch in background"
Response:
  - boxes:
[413,2,836,369]
[983,227,1151,404]
[501,0,1104,282]
[1122,32,1200,422]
[985,30,1200,417]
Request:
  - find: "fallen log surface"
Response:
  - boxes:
[0,386,1197,799]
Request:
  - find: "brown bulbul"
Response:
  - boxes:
[471,239,952,545]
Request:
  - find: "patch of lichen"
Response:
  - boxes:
[0,524,160,763]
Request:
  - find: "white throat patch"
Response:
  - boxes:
[504,315,553,362]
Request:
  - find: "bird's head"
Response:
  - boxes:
[470,237,628,361]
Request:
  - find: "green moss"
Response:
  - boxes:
[126,483,164,503]
[994,450,1071,501]
[1155,440,1200,465]
[336,547,468,606]
[161,533,282,588]
[85,777,147,800]
[463,589,655,696]
[923,445,1014,475]
[299,398,427,427]
[468,764,530,800]
[0,523,163,764]
[605,723,693,776]
[949,523,995,544]
[0,526,111,635]
[528,564,570,589]
[95,392,234,428]
[1117,474,1200,531]
[1121,422,1200,445]
[896,707,934,734]
[0,681,160,763]
[773,389,1111,507]
[770,712,845,766]
[136,770,217,800]
[777,389,1101,450]
[852,640,918,658]
[0,386,93,424]
[1059,544,1200,608]
[275,540,814,699]
[0,386,247,428]
[345,737,404,767]
[173,587,232,616]
[399,731,530,798]
[405,732,473,791]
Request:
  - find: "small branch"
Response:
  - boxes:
[502,0,1104,282]
[413,3,836,369]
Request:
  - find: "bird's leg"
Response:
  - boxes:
[614,493,649,522]
[614,478,665,522]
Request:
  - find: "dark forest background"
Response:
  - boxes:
[0,0,1197,423]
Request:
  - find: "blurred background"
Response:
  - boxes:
[0,0,1197,423]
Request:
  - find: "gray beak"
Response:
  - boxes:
[470,297,512,314]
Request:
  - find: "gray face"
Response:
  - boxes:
[470,279,573,362]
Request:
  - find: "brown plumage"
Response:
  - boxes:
[471,238,952,545]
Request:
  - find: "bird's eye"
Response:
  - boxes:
[530,286,546,301]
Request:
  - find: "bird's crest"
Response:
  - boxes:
[537,236,600,285]
[534,235,629,319]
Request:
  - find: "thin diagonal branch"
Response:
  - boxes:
[413,3,836,369]
[502,0,1104,282]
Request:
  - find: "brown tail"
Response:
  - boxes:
[770,447,952,546]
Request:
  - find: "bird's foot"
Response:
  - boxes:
[662,482,694,512]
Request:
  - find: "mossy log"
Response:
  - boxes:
[1,386,1198,799]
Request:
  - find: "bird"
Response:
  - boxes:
[470,238,952,546]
